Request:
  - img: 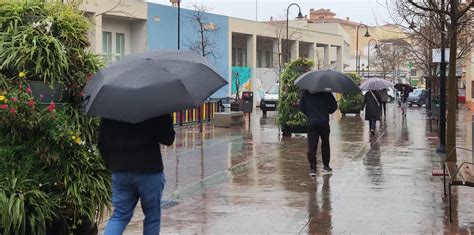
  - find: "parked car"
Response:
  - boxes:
[458,89,466,104]
[387,87,396,103]
[407,89,428,107]
[260,83,279,115]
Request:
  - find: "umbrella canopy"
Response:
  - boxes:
[394,83,414,92]
[83,50,228,123]
[360,78,394,91]
[294,69,361,94]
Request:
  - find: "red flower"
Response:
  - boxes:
[39,94,44,100]
[9,107,16,113]
[27,99,35,107]
[47,102,56,112]
[87,73,94,81]
[25,87,32,94]
[11,97,18,103]
[0,104,8,110]
[79,89,84,97]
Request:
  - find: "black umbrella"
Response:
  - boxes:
[83,50,228,123]
[394,83,414,92]
[294,69,361,94]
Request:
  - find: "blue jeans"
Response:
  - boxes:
[104,172,166,235]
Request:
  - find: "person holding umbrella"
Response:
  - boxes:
[295,70,361,176]
[394,83,413,118]
[379,88,389,116]
[299,90,338,175]
[83,50,228,234]
[99,116,175,235]
[359,78,393,131]
[363,90,382,135]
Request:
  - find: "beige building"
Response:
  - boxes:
[308,8,416,82]
[228,17,350,103]
[78,0,148,63]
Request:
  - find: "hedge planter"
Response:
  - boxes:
[282,125,307,136]
[29,81,64,104]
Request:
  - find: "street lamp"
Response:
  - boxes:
[367,39,378,79]
[286,3,304,63]
[356,23,370,76]
[170,0,181,50]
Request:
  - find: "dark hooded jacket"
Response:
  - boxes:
[98,115,175,173]
[298,91,338,126]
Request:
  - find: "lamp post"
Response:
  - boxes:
[356,23,370,76]
[367,39,378,79]
[286,3,304,63]
[437,0,447,153]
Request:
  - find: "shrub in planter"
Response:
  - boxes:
[339,73,364,115]
[277,58,314,135]
[0,1,100,104]
[0,2,110,235]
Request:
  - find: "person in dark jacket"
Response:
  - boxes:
[299,91,338,176]
[400,86,410,117]
[99,115,175,235]
[363,90,382,135]
[378,89,389,116]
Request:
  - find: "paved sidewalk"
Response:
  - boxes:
[101,103,474,234]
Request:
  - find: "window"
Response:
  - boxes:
[410,69,416,76]
[257,49,262,68]
[102,31,112,62]
[265,50,272,68]
[116,33,125,61]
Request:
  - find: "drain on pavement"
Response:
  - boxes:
[161,199,180,209]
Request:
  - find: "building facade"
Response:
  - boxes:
[80,1,350,105]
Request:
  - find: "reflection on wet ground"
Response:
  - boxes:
[101,104,474,234]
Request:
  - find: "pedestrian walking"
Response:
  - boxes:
[363,90,382,135]
[400,86,410,117]
[299,91,338,176]
[379,89,389,116]
[99,115,176,235]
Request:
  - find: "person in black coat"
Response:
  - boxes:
[363,90,382,135]
[299,91,338,176]
[99,115,175,235]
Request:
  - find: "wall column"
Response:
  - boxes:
[336,46,343,72]
[291,40,299,61]
[94,14,103,54]
[323,44,330,69]
[308,43,315,63]
[228,32,233,97]
[247,34,257,107]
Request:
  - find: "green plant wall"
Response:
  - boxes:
[277,58,314,128]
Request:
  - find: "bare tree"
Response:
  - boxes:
[185,4,221,61]
[391,0,474,160]
[267,17,302,75]
[372,38,410,81]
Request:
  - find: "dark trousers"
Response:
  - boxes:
[369,120,377,130]
[307,124,330,168]
[382,102,387,115]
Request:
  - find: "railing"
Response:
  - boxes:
[172,101,223,125]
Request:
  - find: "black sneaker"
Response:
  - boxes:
[309,165,316,177]
[322,166,332,173]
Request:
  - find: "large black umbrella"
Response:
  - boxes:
[394,83,414,92]
[83,50,228,123]
[294,69,361,94]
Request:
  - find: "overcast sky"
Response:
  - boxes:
[148,0,394,26]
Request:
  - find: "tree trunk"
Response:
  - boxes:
[446,25,458,162]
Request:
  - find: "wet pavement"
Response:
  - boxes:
[100,103,474,234]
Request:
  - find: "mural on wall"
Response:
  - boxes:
[231,67,252,95]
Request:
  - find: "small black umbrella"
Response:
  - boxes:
[83,50,228,123]
[294,69,361,94]
[394,83,414,92]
